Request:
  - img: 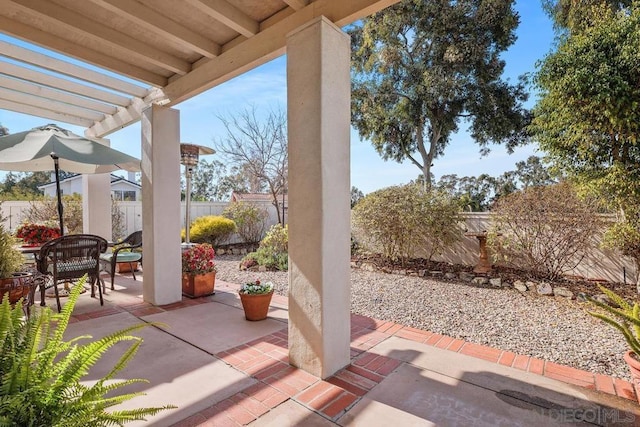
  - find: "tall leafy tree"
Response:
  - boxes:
[532,3,640,204]
[349,0,530,190]
[187,159,252,201]
[435,174,498,211]
[433,155,554,210]
[0,171,50,200]
[351,186,364,208]
[214,107,288,224]
[542,0,632,35]
[513,155,556,189]
[533,2,640,286]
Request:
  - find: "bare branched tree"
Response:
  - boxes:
[214,106,288,225]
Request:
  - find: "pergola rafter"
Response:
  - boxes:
[0,0,398,137]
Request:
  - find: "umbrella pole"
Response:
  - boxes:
[51,153,65,236]
[185,165,192,244]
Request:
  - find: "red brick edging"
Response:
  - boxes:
[69,288,639,425]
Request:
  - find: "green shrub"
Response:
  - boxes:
[244,224,288,271]
[239,252,259,270]
[0,276,175,426]
[222,201,267,244]
[352,184,461,262]
[260,223,288,254]
[0,208,23,278]
[188,215,236,246]
[488,182,603,280]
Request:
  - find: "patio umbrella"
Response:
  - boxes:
[0,124,141,235]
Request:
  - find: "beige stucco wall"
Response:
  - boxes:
[352,212,638,285]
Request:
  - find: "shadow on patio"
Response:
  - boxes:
[47,272,640,426]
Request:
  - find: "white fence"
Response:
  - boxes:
[1,201,636,284]
[0,200,284,244]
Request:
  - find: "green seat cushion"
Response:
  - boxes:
[100,252,141,263]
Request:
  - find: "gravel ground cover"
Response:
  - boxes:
[215,254,630,381]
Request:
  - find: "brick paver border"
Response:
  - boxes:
[70,279,640,425]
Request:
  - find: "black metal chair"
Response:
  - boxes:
[37,234,108,312]
[99,230,142,291]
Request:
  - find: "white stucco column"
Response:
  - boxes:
[141,105,182,305]
[286,16,351,379]
[82,138,112,239]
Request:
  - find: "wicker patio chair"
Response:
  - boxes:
[99,230,142,291]
[37,234,108,312]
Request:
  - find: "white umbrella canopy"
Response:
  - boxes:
[0,124,141,234]
[0,124,140,173]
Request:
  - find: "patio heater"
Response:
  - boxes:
[180,143,214,248]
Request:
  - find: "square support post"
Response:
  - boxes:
[286,16,351,379]
[82,137,112,239]
[141,105,182,305]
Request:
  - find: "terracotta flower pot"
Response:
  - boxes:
[182,271,216,298]
[624,350,640,384]
[116,262,139,273]
[0,272,33,305]
[239,290,274,321]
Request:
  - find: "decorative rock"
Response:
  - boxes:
[258,265,267,272]
[459,272,475,282]
[444,272,457,280]
[513,280,526,289]
[430,271,443,278]
[351,261,359,268]
[536,282,553,296]
[525,281,536,290]
[554,287,574,299]
[514,281,528,292]
[418,269,427,277]
[393,270,407,276]
[361,262,376,272]
[489,278,502,288]
[577,292,588,302]
[217,248,226,255]
[240,248,247,255]
[593,294,611,305]
[472,277,488,285]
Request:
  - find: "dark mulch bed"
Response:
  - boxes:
[352,253,639,303]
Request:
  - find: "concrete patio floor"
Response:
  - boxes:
[44,271,640,426]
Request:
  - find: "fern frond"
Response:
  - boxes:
[0,276,175,425]
[598,284,633,311]
[588,311,640,354]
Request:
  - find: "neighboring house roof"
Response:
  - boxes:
[38,173,141,191]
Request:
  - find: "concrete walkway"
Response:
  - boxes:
[54,272,640,426]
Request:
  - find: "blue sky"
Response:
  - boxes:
[0,0,555,195]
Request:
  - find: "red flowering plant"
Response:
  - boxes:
[181,243,217,275]
[15,223,61,245]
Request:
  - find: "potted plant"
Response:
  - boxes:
[238,279,274,321]
[15,222,61,246]
[0,221,31,305]
[181,243,216,298]
[586,286,640,383]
